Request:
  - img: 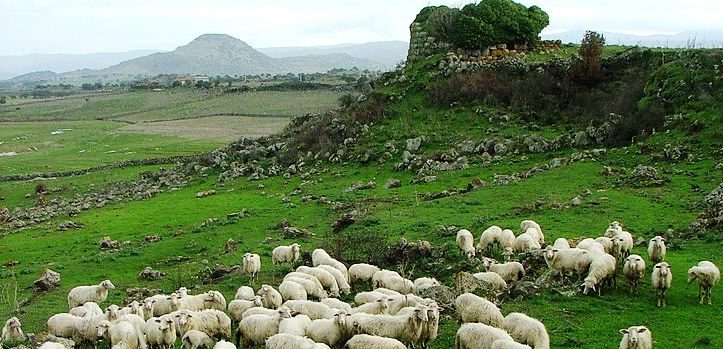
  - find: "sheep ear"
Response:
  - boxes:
[655,265,661,269]
[637,328,647,333]
[620,329,629,335]
[155,319,161,323]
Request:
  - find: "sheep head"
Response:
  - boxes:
[96,320,111,340]
[620,326,648,346]
[655,262,671,277]
[100,280,115,289]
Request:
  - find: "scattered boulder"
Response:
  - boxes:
[417,284,458,313]
[203,265,242,284]
[144,235,160,243]
[0,206,9,222]
[619,165,670,187]
[58,221,82,231]
[223,238,236,253]
[138,267,164,280]
[125,287,162,304]
[345,181,376,192]
[196,190,216,198]
[34,269,61,291]
[406,137,424,152]
[33,334,75,349]
[383,239,435,264]
[459,140,477,154]
[385,178,401,189]
[691,182,723,233]
[98,236,120,249]
[283,226,314,239]
[332,210,362,233]
[571,196,583,206]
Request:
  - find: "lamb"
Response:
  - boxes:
[349,305,428,348]
[552,238,570,249]
[482,258,525,282]
[490,340,532,349]
[67,280,115,308]
[373,275,415,295]
[234,287,255,301]
[456,229,476,259]
[413,278,441,292]
[349,263,381,289]
[257,285,283,309]
[145,294,182,317]
[619,326,652,349]
[285,276,329,300]
[242,253,261,282]
[312,249,349,280]
[278,314,312,336]
[623,255,646,296]
[543,248,592,280]
[181,330,213,349]
[279,280,308,301]
[351,296,389,315]
[283,300,335,320]
[2,317,24,341]
[455,322,514,349]
[454,293,503,327]
[119,301,146,319]
[501,313,549,349]
[513,234,541,253]
[213,340,236,349]
[69,302,104,318]
[97,320,146,349]
[320,298,353,313]
[472,272,508,291]
[687,261,720,305]
[145,315,176,349]
[520,220,544,244]
[173,309,232,339]
[651,262,673,307]
[647,236,666,264]
[236,307,292,347]
[317,265,352,295]
[46,313,80,339]
[265,333,331,349]
[228,296,263,324]
[581,254,617,296]
[345,334,408,349]
[296,266,341,297]
[272,244,301,265]
[478,226,502,254]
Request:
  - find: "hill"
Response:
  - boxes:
[0,50,159,80]
[259,41,409,68]
[544,30,723,48]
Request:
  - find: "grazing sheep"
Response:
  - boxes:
[97,320,146,349]
[73,315,110,348]
[317,265,352,295]
[345,334,407,349]
[513,234,541,253]
[306,309,352,347]
[612,231,634,259]
[457,229,476,259]
[312,249,349,280]
[179,291,226,311]
[145,315,176,349]
[351,296,389,315]
[520,220,544,244]
[242,253,261,282]
[472,272,508,291]
[395,302,439,348]
[285,276,329,300]
[552,238,570,249]
[623,255,646,296]
[502,247,515,262]
[454,293,503,327]
[296,266,341,297]
[619,326,652,349]
[373,275,415,295]
[455,322,514,349]
[69,302,104,318]
[647,236,666,264]
[236,308,292,347]
[543,248,592,280]
[478,226,502,254]
[502,313,549,349]
[213,340,236,349]
[257,285,283,309]
[499,230,517,251]
[46,313,80,338]
[687,261,720,305]
[278,314,312,336]
[279,280,308,301]
[349,305,428,348]
[371,271,401,288]
[581,254,617,296]
[228,296,263,324]
[272,244,301,265]
[2,317,24,341]
[283,300,335,320]
[181,330,214,349]
[285,272,327,293]
[265,333,331,349]
[234,287,255,301]
[118,301,146,319]
[67,280,115,308]
[652,262,673,307]
[354,291,389,305]
[320,298,353,313]
[413,278,441,293]
[576,238,606,258]
[145,294,181,317]
[482,259,525,282]
[490,340,532,349]
[349,263,381,289]
[241,307,284,319]
[173,309,232,339]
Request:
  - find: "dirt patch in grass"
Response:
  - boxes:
[119,115,289,141]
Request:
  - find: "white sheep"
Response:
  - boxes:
[395,302,439,348]
[272,244,301,265]
[576,238,606,257]
[687,261,720,305]
[619,326,652,349]
[38,343,67,349]
[257,285,283,309]
[278,314,312,336]
[234,287,255,301]
[482,259,525,282]
[213,339,236,349]
[478,226,502,253]
[652,262,672,307]
[181,330,213,349]
[241,307,283,319]
[351,296,389,315]
[456,229,476,259]
[69,302,104,318]
[320,298,353,314]
[173,309,232,339]
[622,255,646,296]
[97,320,146,349]
[2,317,24,341]
[119,301,146,319]
[520,220,544,244]
[490,340,532,349]
[413,277,441,292]
[472,272,508,291]
[581,254,617,296]
[349,305,428,348]
[46,313,80,339]
[285,272,326,293]
[179,291,226,311]
[455,322,514,349]
[145,315,176,349]
[647,236,666,264]
[295,267,340,297]
[67,280,115,309]
[354,291,388,305]
[283,300,334,320]
[499,230,517,251]
[305,309,351,347]
[543,248,592,279]
[236,308,292,347]
[513,234,541,253]
[311,249,349,280]
[345,334,407,349]
[145,294,182,317]
[612,230,634,259]
[228,296,263,324]
[454,293,503,327]
[285,276,329,300]
[373,275,415,295]
[502,312,549,349]
[349,263,381,289]
[552,238,570,249]
[265,333,331,349]
[72,315,111,348]
[317,264,352,295]
[242,253,261,282]
[279,280,308,301]
[371,271,401,289]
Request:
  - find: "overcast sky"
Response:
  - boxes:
[1,0,722,55]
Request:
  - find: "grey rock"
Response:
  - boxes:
[138,267,164,280]
[406,137,423,152]
[34,268,61,291]
[459,140,477,154]
[493,142,508,155]
[385,179,402,189]
[571,196,583,206]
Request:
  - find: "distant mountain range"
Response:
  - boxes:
[544,30,723,48]
[1,35,409,83]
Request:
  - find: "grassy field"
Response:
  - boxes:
[118,115,290,142]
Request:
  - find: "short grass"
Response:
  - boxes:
[118,115,290,142]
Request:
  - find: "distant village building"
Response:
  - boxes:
[174,75,210,86]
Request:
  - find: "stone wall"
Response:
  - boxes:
[407,22,454,63]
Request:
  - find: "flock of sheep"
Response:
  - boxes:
[1,220,720,349]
